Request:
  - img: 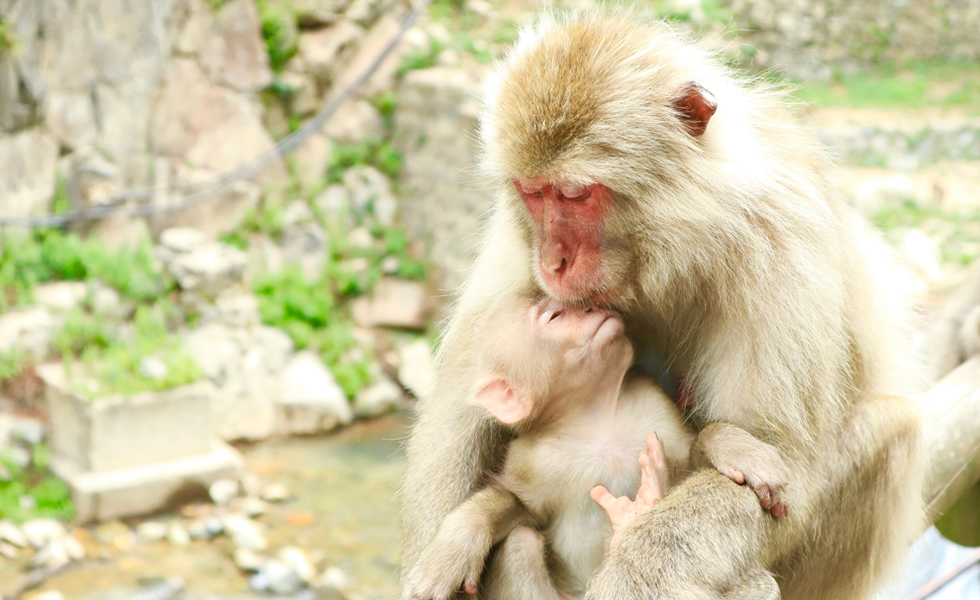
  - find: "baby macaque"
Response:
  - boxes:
[404,297,789,599]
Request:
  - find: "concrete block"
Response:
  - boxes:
[51,441,244,523]
[38,364,215,473]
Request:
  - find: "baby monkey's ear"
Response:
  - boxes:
[474,377,533,424]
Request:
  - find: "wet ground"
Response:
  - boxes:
[3,415,411,600]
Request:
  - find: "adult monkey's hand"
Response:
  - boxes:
[401,10,925,600]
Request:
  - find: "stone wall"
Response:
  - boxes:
[722,0,980,81]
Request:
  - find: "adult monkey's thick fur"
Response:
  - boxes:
[401,12,925,600]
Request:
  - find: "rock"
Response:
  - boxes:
[397,339,436,400]
[354,375,403,417]
[279,546,316,583]
[139,356,169,380]
[89,282,127,319]
[187,517,221,540]
[183,323,242,386]
[316,184,350,215]
[0,127,59,221]
[262,559,305,595]
[332,14,408,97]
[32,540,70,569]
[167,523,190,547]
[216,291,262,327]
[0,542,18,559]
[297,20,364,88]
[33,282,88,312]
[851,175,916,215]
[0,306,61,360]
[292,132,333,191]
[279,71,320,117]
[282,201,316,227]
[32,591,65,600]
[160,227,208,254]
[0,520,27,547]
[21,518,66,549]
[7,446,30,469]
[223,515,268,552]
[347,227,374,249]
[200,0,274,93]
[168,242,248,299]
[1,415,44,446]
[381,256,400,274]
[352,278,430,330]
[239,496,268,518]
[343,165,391,214]
[210,479,241,507]
[323,100,386,144]
[261,483,291,503]
[317,565,351,592]
[277,351,353,434]
[281,223,330,283]
[235,547,266,572]
[136,521,169,543]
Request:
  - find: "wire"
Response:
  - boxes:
[0,0,432,228]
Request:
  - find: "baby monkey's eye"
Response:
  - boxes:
[539,309,563,325]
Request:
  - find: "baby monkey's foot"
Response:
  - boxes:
[590,432,668,552]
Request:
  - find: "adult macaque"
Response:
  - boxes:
[402,11,924,600]
[404,297,785,599]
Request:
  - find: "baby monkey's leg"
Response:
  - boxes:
[591,433,668,552]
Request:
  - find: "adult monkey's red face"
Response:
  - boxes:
[514,177,613,303]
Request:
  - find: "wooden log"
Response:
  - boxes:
[920,355,980,520]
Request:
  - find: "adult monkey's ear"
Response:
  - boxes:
[673,81,718,138]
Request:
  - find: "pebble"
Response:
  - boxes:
[260,483,291,503]
[262,559,304,595]
[139,355,169,380]
[209,479,240,507]
[33,540,70,569]
[136,521,168,543]
[234,548,265,572]
[318,566,351,591]
[223,515,267,552]
[0,519,27,547]
[347,227,374,249]
[22,518,66,548]
[167,523,190,547]
[240,496,268,518]
[279,546,316,583]
[187,517,221,540]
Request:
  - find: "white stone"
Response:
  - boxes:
[343,165,391,215]
[0,307,61,360]
[139,356,169,380]
[398,339,436,400]
[136,521,168,543]
[0,520,27,547]
[223,515,268,552]
[167,523,190,547]
[297,20,363,86]
[851,175,916,215]
[276,351,352,433]
[352,278,429,330]
[279,71,319,117]
[21,518,66,549]
[354,375,404,418]
[90,282,125,319]
[240,496,268,518]
[33,282,88,312]
[199,0,274,93]
[316,184,350,216]
[235,547,265,571]
[168,242,248,298]
[292,132,332,191]
[279,546,316,583]
[323,100,386,144]
[32,541,70,569]
[0,542,18,559]
[0,128,58,220]
[210,479,240,507]
[347,227,374,249]
[160,227,208,254]
[260,483,291,503]
[261,559,304,595]
[317,565,351,591]
[381,256,400,275]
[282,200,315,227]
[216,292,262,327]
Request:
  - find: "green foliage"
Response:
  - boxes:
[0,229,168,309]
[397,37,445,76]
[873,200,980,266]
[257,1,298,72]
[219,202,286,249]
[252,267,373,397]
[0,19,20,53]
[327,140,403,183]
[371,90,399,133]
[62,303,201,398]
[0,444,74,523]
[0,349,27,381]
[794,61,980,111]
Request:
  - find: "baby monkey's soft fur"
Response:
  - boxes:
[402,10,925,600]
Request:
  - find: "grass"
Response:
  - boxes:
[873,200,980,267]
[0,444,74,523]
[794,61,980,112]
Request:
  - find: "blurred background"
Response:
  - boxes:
[0,0,978,599]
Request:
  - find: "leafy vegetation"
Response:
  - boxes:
[256,0,298,72]
[61,303,202,398]
[873,200,980,266]
[794,61,980,112]
[327,140,403,183]
[0,229,168,310]
[0,444,74,523]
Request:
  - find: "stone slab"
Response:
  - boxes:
[50,441,244,523]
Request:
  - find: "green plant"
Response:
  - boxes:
[327,140,403,183]
[0,443,74,523]
[0,19,20,53]
[0,349,27,381]
[873,200,980,266]
[257,1,298,72]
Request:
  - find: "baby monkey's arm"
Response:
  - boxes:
[404,482,528,600]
